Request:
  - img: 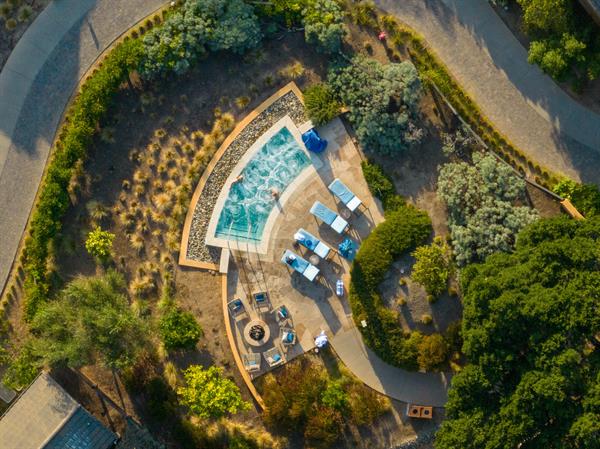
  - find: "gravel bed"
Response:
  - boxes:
[186,91,307,264]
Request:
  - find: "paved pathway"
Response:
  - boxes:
[375,0,600,183]
[0,0,166,293]
[331,326,451,407]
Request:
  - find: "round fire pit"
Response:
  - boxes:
[243,319,270,347]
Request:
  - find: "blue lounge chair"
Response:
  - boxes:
[294,228,331,259]
[329,178,362,213]
[309,201,349,234]
[281,249,320,282]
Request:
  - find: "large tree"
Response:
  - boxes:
[435,217,600,449]
[29,270,147,371]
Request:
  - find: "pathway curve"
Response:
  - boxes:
[375,0,600,183]
[331,326,451,407]
[0,0,166,293]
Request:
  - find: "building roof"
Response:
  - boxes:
[0,372,117,449]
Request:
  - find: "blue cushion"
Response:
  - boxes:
[273,354,281,362]
[286,332,294,343]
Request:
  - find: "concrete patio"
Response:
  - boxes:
[224,117,385,376]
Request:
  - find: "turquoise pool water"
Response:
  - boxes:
[215,127,310,242]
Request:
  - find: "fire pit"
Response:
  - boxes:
[243,319,270,347]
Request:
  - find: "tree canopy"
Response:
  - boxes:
[140,0,261,79]
[435,217,600,449]
[437,152,539,266]
[29,271,147,371]
[328,55,423,155]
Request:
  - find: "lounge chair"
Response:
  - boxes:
[242,352,261,373]
[227,298,248,322]
[280,327,297,349]
[274,305,292,326]
[281,249,320,282]
[294,228,331,259]
[328,178,362,213]
[263,346,285,367]
[253,291,271,313]
[309,201,349,234]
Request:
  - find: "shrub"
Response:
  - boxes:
[417,334,448,370]
[411,236,452,297]
[346,382,390,426]
[303,83,340,126]
[360,160,398,209]
[321,379,348,411]
[159,307,203,350]
[85,227,114,261]
[303,0,347,53]
[553,179,600,217]
[328,55,423,155]
[177,365,250,419]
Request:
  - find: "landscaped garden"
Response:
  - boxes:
[0,1,598,449]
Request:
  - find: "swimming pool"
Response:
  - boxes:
[215,126,310,242]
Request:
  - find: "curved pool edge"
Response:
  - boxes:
[179,82,306,270]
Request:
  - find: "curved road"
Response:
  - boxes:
[376,0,600,183]
[0,0,166,294]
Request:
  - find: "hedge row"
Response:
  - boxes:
[374,13,561,188]
[349,161,432,369]
[22,38,145,320]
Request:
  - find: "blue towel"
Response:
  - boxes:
[310,201,337,225]
[297,229,319,250]
[338,238,356,260]
[282,250,309,273]
[329,179,354,204]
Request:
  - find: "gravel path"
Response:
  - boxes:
[375,0,600,183]
[0,0,166,294]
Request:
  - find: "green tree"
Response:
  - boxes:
[435,217,600,449]
[85,227,114,261]
[177,365,250,419]
[437,152,538,265]
[303,0,347,53]
[29,270,146,370]
[328,55,423,155]
[411,236,451,297]
[304,83,340,126]
[159,307,203,350]
[553,178,600,217]
[140,0,261,79]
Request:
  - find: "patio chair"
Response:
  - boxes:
[274,305,292,326]
[281,249,320,282]
[309,201,349,234]
[328,178,363,213]
[242,352,261,373]
[280,327,297,351]
[294,228,332,259]
[253,291,271,313]
[227,298,249,322]
[263,346,285,367]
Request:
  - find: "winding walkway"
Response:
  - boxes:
[0,0,166,294]
[375,0,600,183]
[331,327,451,407]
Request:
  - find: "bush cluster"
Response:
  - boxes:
[303,83,341,126]
[256,0,347,54]
[22,38,144,320]
[360,160,404,212]
[140,0,262,79]
[437,152,539,266]
[261,355,389,448]
[516,0,600,82]
[553,179,600,217]
[328,55,424,155]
